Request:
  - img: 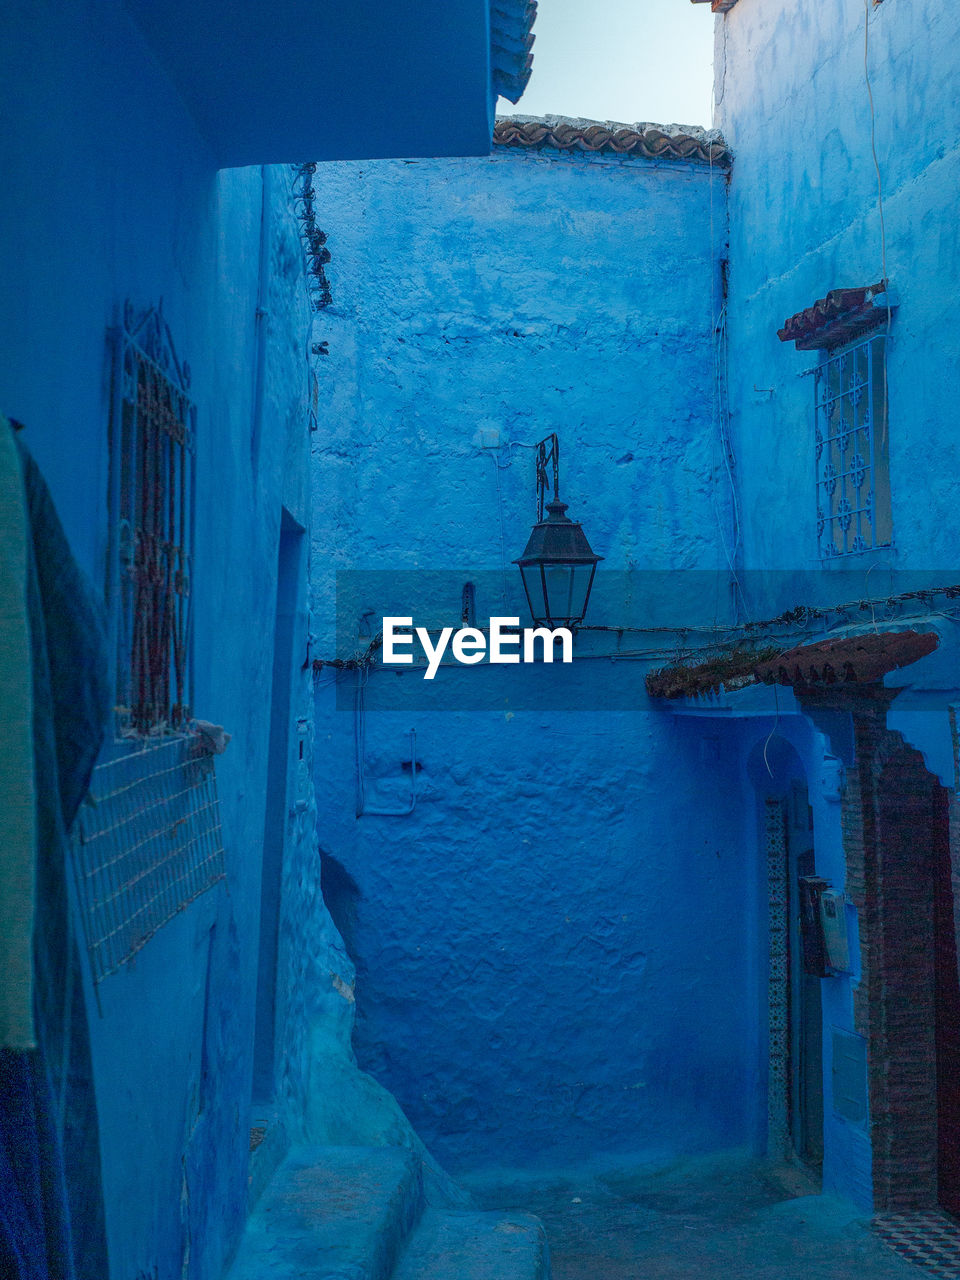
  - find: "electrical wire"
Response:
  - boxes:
[863,0,891,448]
[762,684,781,778]
[486,449,511,608]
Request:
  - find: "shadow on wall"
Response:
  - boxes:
[320,849,362,960]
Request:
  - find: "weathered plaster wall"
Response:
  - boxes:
[308,147,766,1171]
[716,0,960,577]
[310,147,731,587]
[0,4,336,1277]
[712,0,960,1210]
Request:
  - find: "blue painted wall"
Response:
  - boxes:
[307,144,770,1171]
[0,3,443,1276]
[710,0,960,1209]
[716,0,960,578]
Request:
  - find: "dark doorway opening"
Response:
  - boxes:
[786,780,824,1174]
[252,509,305,1106]
[753,736,824,1181]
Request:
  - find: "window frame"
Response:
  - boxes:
[814,330,892,560]
[107,301,196,737]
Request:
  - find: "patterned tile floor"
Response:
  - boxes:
[873,1212,960,1279]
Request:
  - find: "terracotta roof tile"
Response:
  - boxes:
[494,115,732,167]
[777,281,893,350]
[754,630,938,689]
[646,630,937,701]
[646,648,778,700]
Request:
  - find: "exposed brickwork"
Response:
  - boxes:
[802,688,946,1212]
[938,790,960,1215]
[872,747,940,1210]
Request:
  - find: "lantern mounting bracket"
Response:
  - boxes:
[536,433,560,521]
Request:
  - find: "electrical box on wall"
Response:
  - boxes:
[293,717,310,814]
[820,889,850,973]
[799,877,852,976]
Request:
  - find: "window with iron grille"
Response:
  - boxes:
[815,332,891,558]
[109,302,195,734]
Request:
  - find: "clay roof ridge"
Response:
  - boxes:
[494,113,731,166]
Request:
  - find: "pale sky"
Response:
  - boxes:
[498,0,716,130]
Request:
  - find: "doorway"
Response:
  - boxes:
[755,736,824,1178]
[252,509,305,1106]
[785,780,824,1173]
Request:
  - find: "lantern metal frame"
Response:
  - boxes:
[513,434,602,629]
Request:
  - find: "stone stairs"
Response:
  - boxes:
[227,1145,550,1280]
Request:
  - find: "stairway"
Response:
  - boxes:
[227,1145,550,1280]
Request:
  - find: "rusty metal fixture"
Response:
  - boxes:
[754,630,938,689]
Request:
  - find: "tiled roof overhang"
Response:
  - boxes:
[492,2,537,104]
[494,116,732,166]
[777,281,895,351]
[690,0,740,13]
[646,630,938,700]
[755,631,938,689]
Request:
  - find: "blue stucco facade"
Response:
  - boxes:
[3,0,960,1274]
[307,145,762,1171]
[709,0,960,1213]
[718,0,960,574]
[304,0,960,1216]
[0,3,517,1279]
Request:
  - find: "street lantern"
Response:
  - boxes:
[513,435,602,628]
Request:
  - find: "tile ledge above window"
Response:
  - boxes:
[778,281,898,352]
[690,0,740,13]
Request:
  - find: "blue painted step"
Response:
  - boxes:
[394,1209,551,1280]
[228,1145,424,1280]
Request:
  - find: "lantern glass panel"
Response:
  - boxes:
[526,562,593,626]
[518,563,544,623]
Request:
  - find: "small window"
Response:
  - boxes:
[815,332,891,559]
[109,302,195,734]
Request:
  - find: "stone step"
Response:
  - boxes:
[393,1209,551,1280]
[228,1145,424,1280]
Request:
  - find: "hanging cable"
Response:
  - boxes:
[863,0,891,447]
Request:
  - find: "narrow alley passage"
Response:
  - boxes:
[464,1155,944,1280]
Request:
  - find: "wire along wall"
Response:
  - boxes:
[71,737,226,983]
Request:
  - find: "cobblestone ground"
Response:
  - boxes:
[461,1153,928,1280]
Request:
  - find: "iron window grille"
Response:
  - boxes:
[815,332,891,559]
[108,302,195,734]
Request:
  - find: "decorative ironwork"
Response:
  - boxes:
[292,163,332,311]
[110,302,195,734]
[71,736,226,983]
[535,432,559,521]
[815,333,891,558]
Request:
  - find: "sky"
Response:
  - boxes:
[498,0,716,130]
